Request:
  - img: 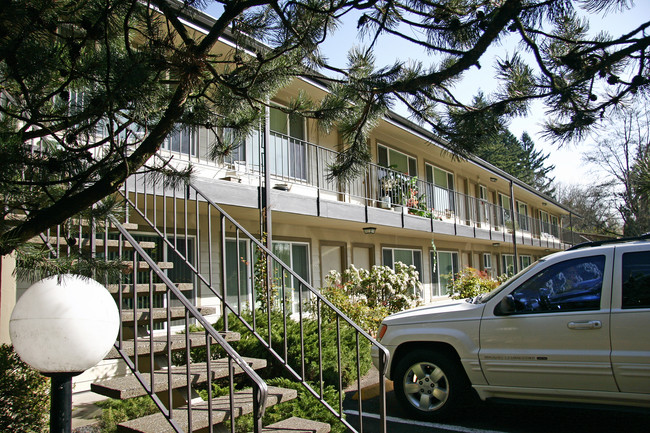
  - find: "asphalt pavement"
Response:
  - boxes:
[343,378,650,433]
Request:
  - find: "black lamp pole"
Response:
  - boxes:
[46,373,78,433]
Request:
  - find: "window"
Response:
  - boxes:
[517,201,529,231]
[222,127,247,166]
[378,144,417,176]
[426,164,455,212]
[483,253,494,277]
[499,193,511,225]
[268,106,307,180]
[478,185,489,223]
[270,106,305,140]
[383,248,423,283]
[498,255,606,315]
[519,255,533,270]
[539,210,550,234]
[225,239,252,313]
[502,254,515,276]
[272,241,310,313]
[432,251,459,297]
[622,251,650,309]
[550,215,560,237]
[164,125,197,156]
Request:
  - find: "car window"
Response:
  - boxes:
[497,255,606,315]
[622,251,650,309]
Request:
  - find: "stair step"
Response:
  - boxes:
[122,261,174,271]
[105,332,241,359]
[106,283,194,295]
[121,307,216,324]
[120,222,139,230]
[27,236,156,250]
[117,386,298,433]
[264,417,330,433]
[91,357,267,399]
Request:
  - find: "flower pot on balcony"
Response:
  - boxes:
[379,196,392,209]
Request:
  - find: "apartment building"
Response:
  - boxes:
[1,7,577,329]
[0,6,585,432]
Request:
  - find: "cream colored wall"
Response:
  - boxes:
[0,253,17,345]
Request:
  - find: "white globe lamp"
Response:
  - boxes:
[9,274,119,433]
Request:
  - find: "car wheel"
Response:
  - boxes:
[393,348,471,420]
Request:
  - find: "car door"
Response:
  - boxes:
[479,250,618,392]
[611,244,650,394]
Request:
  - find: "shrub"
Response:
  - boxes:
[96,396,158,433]
[0,344,50,433]
[215,310,372,389]
[315,263,422,333]
[240,377,346,433]
[446,267,507,300]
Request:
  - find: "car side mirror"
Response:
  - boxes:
[495,294,516,316]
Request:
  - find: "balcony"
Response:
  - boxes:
[159,127,575,248]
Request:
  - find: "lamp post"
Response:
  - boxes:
[9,274,119,433]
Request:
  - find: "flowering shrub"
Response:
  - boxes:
[447,267,508,300]
[315,263,422,333]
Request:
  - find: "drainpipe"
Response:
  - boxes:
[569,212,574,247]
[263,104,272,248]
[509,179,519,273]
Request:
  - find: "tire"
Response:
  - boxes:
[393,348,471,420]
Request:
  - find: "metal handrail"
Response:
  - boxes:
[108,215,269,433]
[122,172,390,433]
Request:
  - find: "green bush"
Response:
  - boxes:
[0,344,50,433]
[446,267,507,300]
[96,396,158,433]
[238,377,346,433]
[315,263,422,333]
[215,310,372,389]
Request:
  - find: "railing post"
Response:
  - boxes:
[252,381,263,433]
[378,351,387,433]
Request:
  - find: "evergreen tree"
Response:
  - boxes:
[2,0,649,255]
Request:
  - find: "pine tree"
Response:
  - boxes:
[2,0,649,255]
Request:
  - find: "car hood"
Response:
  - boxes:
[382,298,485,326]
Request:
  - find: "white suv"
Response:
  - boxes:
[372,236,650,419]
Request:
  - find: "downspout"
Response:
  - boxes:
[263,104,273,345]
[509,179,519,273]
[263,104,272,248]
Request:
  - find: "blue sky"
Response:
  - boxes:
[203,2,650,186]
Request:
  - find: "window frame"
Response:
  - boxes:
[382,247,423,284]
[271,240,311,313]
[270,105,306,140]
[497,255,607,316]
[163,124,198,157]
[432,250,459,297]
[501,254,515,276]
[517,200,529,231]
[378,143,417,176]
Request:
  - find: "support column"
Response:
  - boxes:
[509,180,519,273]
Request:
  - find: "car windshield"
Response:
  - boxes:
[472,260,541,304]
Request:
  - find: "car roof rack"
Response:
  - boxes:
[567,233,650,251]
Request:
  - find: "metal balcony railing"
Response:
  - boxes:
[158,126,570,246]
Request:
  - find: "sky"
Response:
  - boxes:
[203,1,650,187]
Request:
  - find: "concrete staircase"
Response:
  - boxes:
[60,219,331,433]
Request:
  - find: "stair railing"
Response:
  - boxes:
[107,215,269,433]
[121,172,390,433]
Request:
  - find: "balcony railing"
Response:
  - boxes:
[161,127,571,246]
